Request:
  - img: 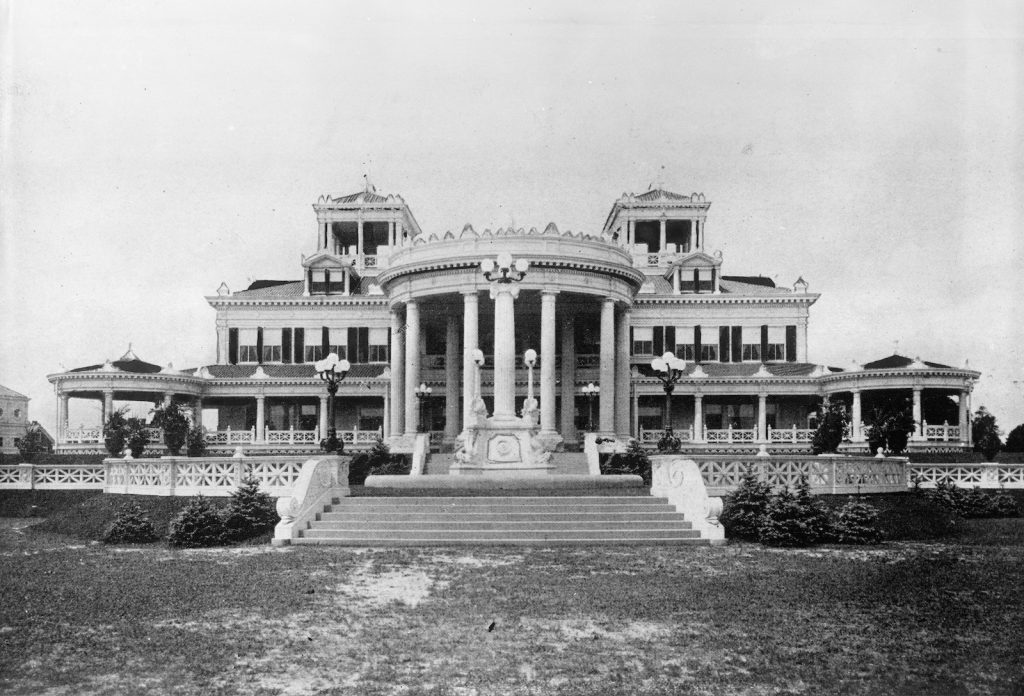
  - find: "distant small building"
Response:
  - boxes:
[0,385,30,457]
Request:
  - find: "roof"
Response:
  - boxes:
[232,281,305,299]
[327,190,390,204]
[862,354,954,370]
[634,188,695,202]
[204,364,388,379]
[0,384,29,399]
[635,362,823,379]
[246,280,294,291]
[718,279,793,295]
[721,275,775,288]
[69,347,162,374]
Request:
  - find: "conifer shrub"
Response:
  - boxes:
[102,502,159,544]
[125,419,149,458]
[602,439,652,485]
[364,440,411,476]
[186,424,206,458]
[812,400,848,454]
[926,482,1020,519]
[103,407,130,456]
[833,500,883,544]
[167,496,224,547]
[758,476,833,547]
[720,468,773,541]
[992,493,1020,517]
[220,476,278,542]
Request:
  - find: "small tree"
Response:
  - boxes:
[103,502,158,544]
[811,399,848,454]
[168,496,224,547]
[1005,423,1024,453]
[103,407,131,456]
[864,403,916,455]
[833,500,882,544]
[220,476,278,542]
[758,476,832,547]
[719,468,774,541]
[152,401,190,456]
[972,406,1002,461]
[125,419,149,458]
[186,424,207,457]
[16,424,48,463]
[602,439,652,485]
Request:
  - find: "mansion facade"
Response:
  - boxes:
[48,184,979,456]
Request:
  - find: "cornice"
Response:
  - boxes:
[378,257,644,289]
[206,296,389,308]
[633,293,820,306]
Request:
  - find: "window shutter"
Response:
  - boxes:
[359,327,370,363]
[321,326,329,355]
[629,327,634,355]
[294,328,305,364]
[324,270,331,295]
[786,325,797,362]
[719,326,730,363]
[693,268,700,294]
[694,325,702,362]
[282,328,293,364]
[711,268,717,291]
[228,328,239,365]
[256,327,264,364]
[347,327,358,361]
[731,326,742,363]
[664,326,676,353]
[760,325,768,360]
[653,326,664,356]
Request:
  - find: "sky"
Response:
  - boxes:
[1,0,1022,435]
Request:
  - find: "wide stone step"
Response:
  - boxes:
[319,511,689,523]
[329,496,670,507]
[310,519,694,531]
[292,536,709,546]
[299,527,701,541]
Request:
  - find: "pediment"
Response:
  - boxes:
[302,252,353,270]
[674,251,721,269]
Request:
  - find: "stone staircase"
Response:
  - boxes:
[424,451,590,476]
[291,495,708,546]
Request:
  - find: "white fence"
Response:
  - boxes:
[684,454,909,496]
[909,462,1024,489]
[923,423,961,442]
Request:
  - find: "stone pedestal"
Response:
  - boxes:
[449,410,555,477]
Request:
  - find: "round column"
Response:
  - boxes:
[693,394,705,442]
[598,298,616,434]
[757,393,768,443]
[255,396,266,443]
[318,395,328,439]
[444,314,461,440]
[539,291,557,434]
[404,300,421,436]
[491,286,519,420]
[912,388,923,441]
[851,389,863,442]
[462,292,479,430]
[389,307,405,437]
[614,306,632,438]
[560,314,576,441]
[102,389,114,427]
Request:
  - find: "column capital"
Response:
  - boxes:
[540,289,560,299]
[489,285,520,300]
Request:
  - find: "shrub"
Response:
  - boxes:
[758,477,832,547]
[220,477,277,542]
[656,429,682,453]
[720,468,773,541]
[103,407,130,456]
[927,482,1019,519]
[125,419,149,458]
[812,399,848,454]
[602,439,652,485]
[972,406,1002,461]
[168,496,224,548]
[833,501,882,544]
[152,402,190,456]
[186,424,206,457]
[363,440,411,477]
[991,493,1020,517]
[102,502,158,544]
[1005,424,1024,453]
[17,424,49,463]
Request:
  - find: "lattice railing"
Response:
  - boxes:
[638,427,694,444]
[923,423,961,442]
[683,454,909,496]
[64,427,103,444]
[0,462,107,489]
[205,428,256,445]
[266,428,319,445]
[705,427,756,444]
[908,462,1024,489]
[103,455,309,496]
[575,354,600,369]
[768,426,815,443]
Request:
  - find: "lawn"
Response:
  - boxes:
[0,504,1022,695]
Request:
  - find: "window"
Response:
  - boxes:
[304,345,324,363]
[632,327,653,356]
[238,328,258,363]
[698,268,714,292]
[765,326,786,361]
[368,327,389,362]
[741,326,761,361]
[675,326,695,361]
[261,328,282,363]
[700,343,719,362]
[304,327,324,363]
[328,327,346,360]
[311,269,328,294]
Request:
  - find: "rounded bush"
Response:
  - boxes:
[720,469,773,541]
[220,477,277,543]
[833,501,882,544]
[103,502,158,544]
[168,496,224,548]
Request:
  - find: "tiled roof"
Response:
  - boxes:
[863,354,953,370]
[329,190,389,204]
[246,280,294,291]
[635,362,821,379]
[0,384,29,399]
[635,188,693,202]
[204,364,387,379]
[721,275,775,288]
[718,279,792,295]
[70,358,163,374]
[232,281,305,299]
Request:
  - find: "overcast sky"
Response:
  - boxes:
[1,1,1022,434]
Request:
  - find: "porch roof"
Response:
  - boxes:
[201,364,388,379]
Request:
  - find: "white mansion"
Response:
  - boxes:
[49,184,979,456]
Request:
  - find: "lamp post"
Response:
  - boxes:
[651,351,686,448]
[523,348,537,421]
[481,252,529,420]
[414,382,432,433]
[582,382,600,432]
[315,352,351,453]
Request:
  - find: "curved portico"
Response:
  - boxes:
[377,224,644,449]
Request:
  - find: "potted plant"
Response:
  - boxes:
[152,401,190,456]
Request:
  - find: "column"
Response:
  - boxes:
[382,392,391,439]
[444,314,461,440]
[216,320,229,363]
[614,306,632,438]
[539,291,558,434]
[58,392,69,442]
[851,390,863,441]
[491,285,519,420]
[102,389,114,426]
[912,388,923,441]
[659,218,667,253]
[560,313,576,441]
[599,298,616,434]
[404,300,420,435]
[966,390,973,446]
[757,393,768,443]
[958,390,969,445]
[462,291,479,430]
[255,396,266,442]
[356,214,364,258]
[389,220,396,248]
[389,307,405,438]
[627,218,634,247]
[318,395,328,438]
[631,392,640,439]
[693,394,705,443]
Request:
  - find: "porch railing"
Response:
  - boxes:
[768,425,815,444]
[205,428,256,445]
[266,427,319,445]
[705,427,757,444]
[924,422,961,442]
[638,427,695,444]
[63,427,103,444]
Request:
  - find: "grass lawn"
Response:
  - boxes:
[1,503,1022,695]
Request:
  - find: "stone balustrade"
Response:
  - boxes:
[923,422,962,442]
[705,427,757,444]
[639,427,695,444]
[690,454,908,496]
[909,462,1024,489]
[768,426,815,443]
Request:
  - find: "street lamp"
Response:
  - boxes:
[315,352,351,453]
[414,382,433,433]
[481,251,529,283]
[651,351,686,449]
[582,382,600,432]
[523,348,537,421]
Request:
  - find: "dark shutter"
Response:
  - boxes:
[760,325,768,361]
[711,268,717,292]
[385,327,391,362]
[256,327,264,364]
[786,325,797,362]
[719,326,730,363]
[731,326,742,363]
[228,328,239,365]
[693,268,700,294]
[694,325,702,363]
[282,328,293,364]
[358,327,369,363]
[653,326,664,356]
[321,326,329,356]
[629,327,634,355]
[294,328,305,364]
[347,327,358,361]
[324,270,331,295]
[665,326,676,354]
